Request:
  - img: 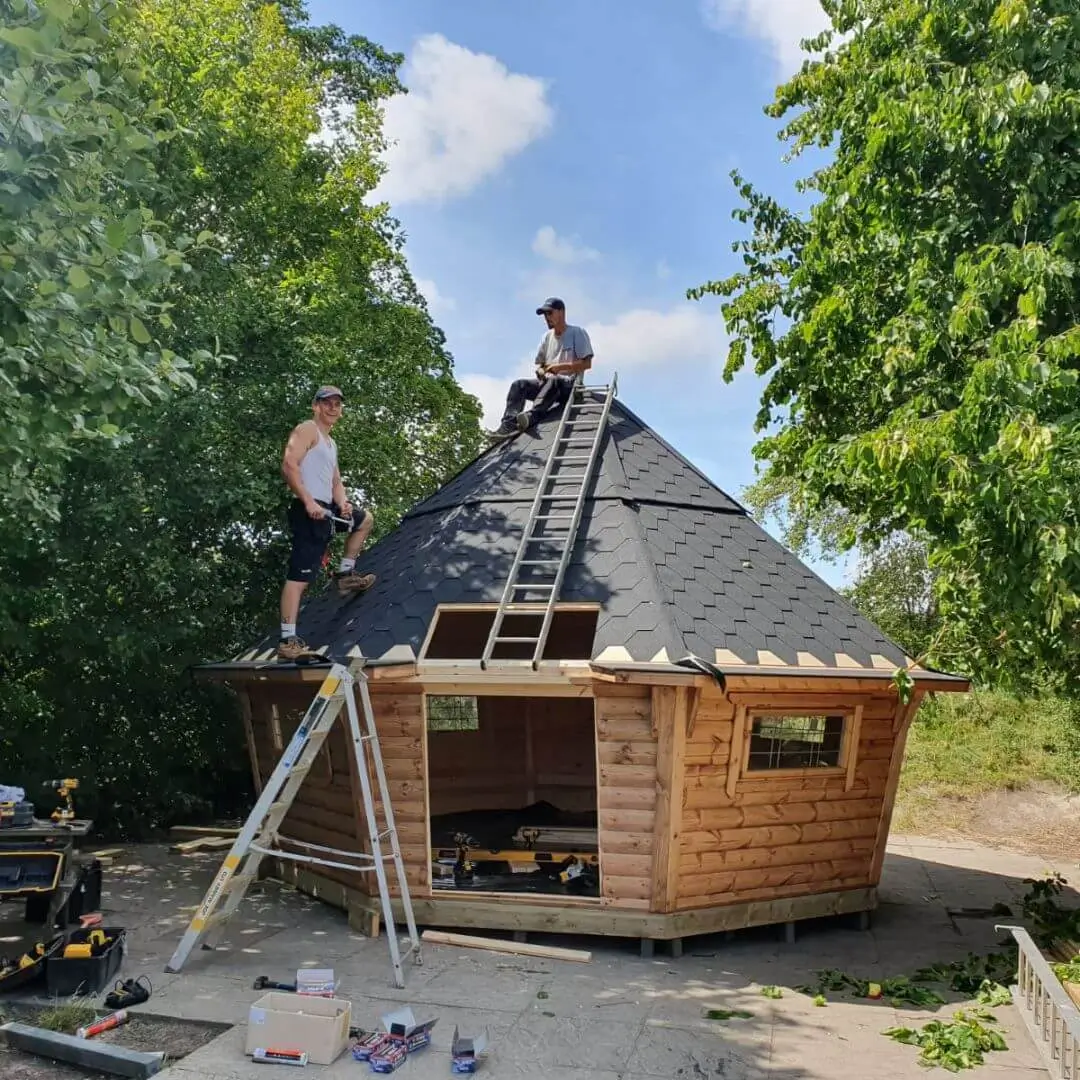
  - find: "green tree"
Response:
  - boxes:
[0,0,211,522]
[0,0,482,835]
[691,0,1080,686]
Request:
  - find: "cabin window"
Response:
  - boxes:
[427,695,479,732]
[746,713,845,771]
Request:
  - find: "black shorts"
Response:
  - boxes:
[286,499,370,583]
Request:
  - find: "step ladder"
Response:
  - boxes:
[481,375,618,669]
[164,661,422,988]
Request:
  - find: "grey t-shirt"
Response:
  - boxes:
[535,324,594,369]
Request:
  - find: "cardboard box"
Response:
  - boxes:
[367,1007,438,1073]
[245,991,351,1066]
[451,1026,489,1073]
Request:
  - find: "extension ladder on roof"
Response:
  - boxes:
[481,374,618,670]
[164,661,422,989]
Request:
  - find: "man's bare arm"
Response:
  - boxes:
[332,464,350,514]
[281,421,320,509]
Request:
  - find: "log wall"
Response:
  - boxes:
[244,682,429,901]
[594,684,657,910]
[674,685,900,911]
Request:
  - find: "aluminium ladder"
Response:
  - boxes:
[481,375,618,669]
[164,661,422,988]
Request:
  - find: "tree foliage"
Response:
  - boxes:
[0,0,212,521]
[0,0,483,835]
[691,0,1080,686]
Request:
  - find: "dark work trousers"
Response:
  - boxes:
[499,374,572,430]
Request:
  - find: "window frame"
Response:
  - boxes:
[726,701,864,797]
[425,694,480,732]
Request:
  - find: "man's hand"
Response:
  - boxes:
[339,499,353,520]
[304,498,327,520]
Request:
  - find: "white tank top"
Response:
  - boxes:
[299,427,337,503]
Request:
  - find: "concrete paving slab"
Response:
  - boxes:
[3,837,1068,1079]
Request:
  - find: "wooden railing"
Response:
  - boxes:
[998,923,1080,1080]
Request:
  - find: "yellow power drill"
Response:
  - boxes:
[42,778,79,823]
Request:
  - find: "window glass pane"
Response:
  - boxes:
[746,714,845,770]
[427,695,479,731]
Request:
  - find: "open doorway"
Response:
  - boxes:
[425,694,600,898]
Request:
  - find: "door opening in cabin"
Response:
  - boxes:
[425,694,600,898]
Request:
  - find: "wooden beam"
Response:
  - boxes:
[844,704,863,793]
[237,689,263,797]
[652,686,688,913]
[726,704,748,799]
[421,929,592,963]
[685,686,702,738]
[870,690,924,883]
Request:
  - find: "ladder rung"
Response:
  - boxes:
[513,583,553,590]
[504,604,549,612]
[552,455,591,462]
[520,559,561,565]
[495,636,541,643]
[534,514,573,521]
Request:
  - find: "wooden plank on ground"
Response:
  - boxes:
[421,929,591,963]
[169,825,240,839]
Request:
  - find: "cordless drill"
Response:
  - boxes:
[42,778,79,823]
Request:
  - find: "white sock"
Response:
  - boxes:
[281,622,296,639]
[338,557,356,573]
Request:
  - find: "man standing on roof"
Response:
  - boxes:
[488,297,594,440]
[277,385,376,662]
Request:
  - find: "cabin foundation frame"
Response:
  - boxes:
[215,662,946,948]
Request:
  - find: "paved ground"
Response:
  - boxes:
[2,834,1075,1079]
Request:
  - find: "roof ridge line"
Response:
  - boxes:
[612,397,749,515]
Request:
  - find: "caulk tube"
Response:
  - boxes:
[77,1009,129,1039]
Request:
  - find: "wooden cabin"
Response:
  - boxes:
[199,389,968,953]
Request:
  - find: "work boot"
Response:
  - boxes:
[485,423,516,442]
[277,635,318,662]
[516,411,532,432]
[334,570,376,595]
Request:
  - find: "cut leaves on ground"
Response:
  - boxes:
[883,1008,1008,1073]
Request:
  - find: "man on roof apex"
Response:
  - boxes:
[277,385,376,662]
[487,297,594,441]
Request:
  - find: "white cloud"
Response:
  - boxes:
[532,225,600,264]
[459,373,515,431]
[415,277,456,315]
[701,0,833,73]
[588,306,726,370]
[373,34,553,205]
[656,259,672,280]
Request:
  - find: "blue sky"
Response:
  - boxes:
[305,0,852,586]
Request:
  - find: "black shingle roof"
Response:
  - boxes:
[232,392,942,676]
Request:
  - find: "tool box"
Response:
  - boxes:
[46,926,126,996]
[0,935,64,993]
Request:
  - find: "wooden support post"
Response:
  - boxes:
[238,689,263,796]
[669,937,684,959]
[651,686,689,914]
[856,910,871,932]
[513,930,529,944]
[870,690,925,884]
[640,938,655,959]
[726,704,748,798]
[783,921,796,945]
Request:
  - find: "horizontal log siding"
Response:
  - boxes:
[595,685,657,910]
[243,682,429,900]
[675,686,900,911]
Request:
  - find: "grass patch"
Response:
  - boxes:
[34,1001,98,1034]
[895,689,1080,832]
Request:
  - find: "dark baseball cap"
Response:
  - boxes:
[313,385,344,402]
[536,297,565,314]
